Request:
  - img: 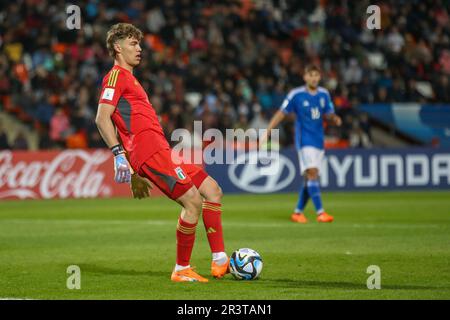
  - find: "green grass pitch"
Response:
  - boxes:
[0,191,449,300]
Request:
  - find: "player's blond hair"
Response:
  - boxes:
[106,23,143,58]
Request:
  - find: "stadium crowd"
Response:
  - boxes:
[0,0,449,150]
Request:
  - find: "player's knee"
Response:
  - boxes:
[181,187,203,214]
[215,186,223,202]
[199,177,223,203]
[207,183,223,203]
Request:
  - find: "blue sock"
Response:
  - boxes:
[295,181,309,213]
[307,180,324,214]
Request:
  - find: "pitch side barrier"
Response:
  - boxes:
[0,149,134,200]
[204,147,450,193]
[1,148,449,200]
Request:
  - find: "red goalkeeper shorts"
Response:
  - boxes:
[137,148,208,200]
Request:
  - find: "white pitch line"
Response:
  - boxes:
[0,219,447,229]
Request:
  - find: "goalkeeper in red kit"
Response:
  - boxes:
[95,23,228,282]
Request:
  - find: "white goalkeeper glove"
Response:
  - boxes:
[111,144,132,184]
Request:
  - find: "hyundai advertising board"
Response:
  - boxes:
[205,148,450,193]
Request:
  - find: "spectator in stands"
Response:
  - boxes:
[343,59,363,85]
[249,104,269,131]
[49,107,70,147]
[11,132,29,150]
[0,122,10,149]
[35,94,54,126]
[385,26,405,54]
[434,75,450,103]
[349,123,372,149]
[87,130,105,149]
[358,113,372,143]
[37,128,53,150]
[375,87,391,103]
[0,0,448,150]
[391,78,407,102]
[234,114,249,131]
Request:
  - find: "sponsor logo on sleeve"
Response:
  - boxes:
[102,88,115,101]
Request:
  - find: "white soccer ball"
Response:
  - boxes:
[229,248,263,280]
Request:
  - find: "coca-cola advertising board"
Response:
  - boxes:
[0,149,133,200]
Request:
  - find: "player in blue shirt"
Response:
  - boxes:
[264,65,342,223]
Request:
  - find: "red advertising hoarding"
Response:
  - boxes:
[0,149,136,200]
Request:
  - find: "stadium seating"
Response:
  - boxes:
[0,0,449,149]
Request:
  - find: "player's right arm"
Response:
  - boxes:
[96,69,133,184]
[260,110,286,145]
[260,91,295,146]
[95,103,132,184]
[95,103,120,148]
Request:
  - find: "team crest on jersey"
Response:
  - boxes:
[303,100,309,107]
[320,98,325,108]
[175,167,186,180]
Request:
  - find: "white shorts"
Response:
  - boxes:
[298,146,324,175]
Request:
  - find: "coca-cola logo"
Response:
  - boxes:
[0,150,115,199]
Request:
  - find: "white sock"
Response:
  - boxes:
[317,209,325,215]
[212,252,228,265]
[175,264,190,272]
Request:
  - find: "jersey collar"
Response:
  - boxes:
[113,64,133,75]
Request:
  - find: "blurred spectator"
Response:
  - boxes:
[385,26,405,54]
[66,130,88,149]
[37,128,53,150]
[11,132,29,150]
[249,104,269,130]
[49,108,70,146]
[234,114,249,131]
[0,0,448,150]
[341,114,354,141]
[146,7,166,33]
[88,131,106,149]
[0,122,10,149]
[434,75,450,103]
[391,78,407,102]
[349,123,372,149]
[343,59,363,85]
[376,87,391,103]
[35,94,54,126]
[358,113,372,142]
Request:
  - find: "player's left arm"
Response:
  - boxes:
[323,91,342,127]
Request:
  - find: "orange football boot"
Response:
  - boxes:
[317,212,334,223]
[171,267,209,282]
[291,213,308,223]
[211,257,230,278]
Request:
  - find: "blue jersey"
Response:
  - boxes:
[280,86,335,150]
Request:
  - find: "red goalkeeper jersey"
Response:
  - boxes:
[98,65,169,170]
